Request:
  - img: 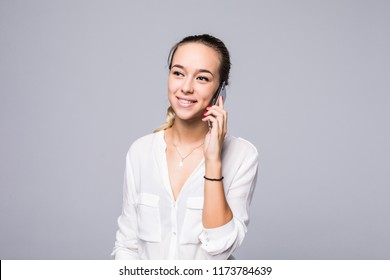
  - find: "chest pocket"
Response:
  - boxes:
[180,197,204,245]
[136,193,161,242]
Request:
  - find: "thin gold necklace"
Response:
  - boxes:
[174,142,204,167]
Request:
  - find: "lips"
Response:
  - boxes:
[177,96,197,107]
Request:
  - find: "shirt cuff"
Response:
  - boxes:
[199,218,237,256]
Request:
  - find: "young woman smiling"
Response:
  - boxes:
[112,34,258,260]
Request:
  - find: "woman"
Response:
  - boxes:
[112,34,258,259]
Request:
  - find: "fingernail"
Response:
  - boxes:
[203,111,207,115]
[207,106,211,109]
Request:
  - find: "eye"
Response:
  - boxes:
[197,76,209,82]
[172,70,184,77]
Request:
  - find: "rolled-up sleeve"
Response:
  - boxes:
[111,150,139,260]
[199,144,259,259]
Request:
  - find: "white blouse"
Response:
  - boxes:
[111,130,258,260]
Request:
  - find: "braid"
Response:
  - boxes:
[154,106,175,132]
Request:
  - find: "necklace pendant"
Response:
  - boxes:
[179,161,183,167]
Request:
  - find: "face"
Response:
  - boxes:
[168,42,221,122]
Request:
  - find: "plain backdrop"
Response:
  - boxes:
[1,0,389,259]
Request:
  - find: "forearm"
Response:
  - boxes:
[202,159,233,228]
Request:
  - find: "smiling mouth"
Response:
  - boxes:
[177,97,197,105]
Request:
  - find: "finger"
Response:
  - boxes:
[204,109,223,125]
[202,115,218,125]
[206,107,227,132]
[204,107,223,117]
[203,112,224,135]
[218,95,224,109]
[202,115,219,135]
[224,111,228,133]
[206,105,226,117]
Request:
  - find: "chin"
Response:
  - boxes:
[173,109,203,123]
[175,113,201,122]
[171,102,203,118]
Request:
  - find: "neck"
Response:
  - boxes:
[170,118,208,146]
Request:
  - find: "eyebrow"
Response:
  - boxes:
[171,64,214,76]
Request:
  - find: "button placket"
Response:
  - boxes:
[172,201,178,236]
[168,200,178,259]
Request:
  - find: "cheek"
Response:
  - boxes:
[201,85,218,103]
[202,93,213,104]
[168,77,180,94]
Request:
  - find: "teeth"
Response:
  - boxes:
[179,98,194,104]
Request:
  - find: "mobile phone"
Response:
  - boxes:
[210,81,227,106]
[208,81,227,128]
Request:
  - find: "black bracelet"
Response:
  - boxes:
[204,175,224,181]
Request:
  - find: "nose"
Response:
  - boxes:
[180,78,194,94]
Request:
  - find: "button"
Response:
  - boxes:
[173,231,176,235]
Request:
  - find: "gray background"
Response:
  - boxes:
[1,0,389,259]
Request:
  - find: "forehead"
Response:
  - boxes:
[172,42,220,72]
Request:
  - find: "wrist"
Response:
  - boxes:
[205,159,222,178]
[204,151,222,163]
[205,158,222,167]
